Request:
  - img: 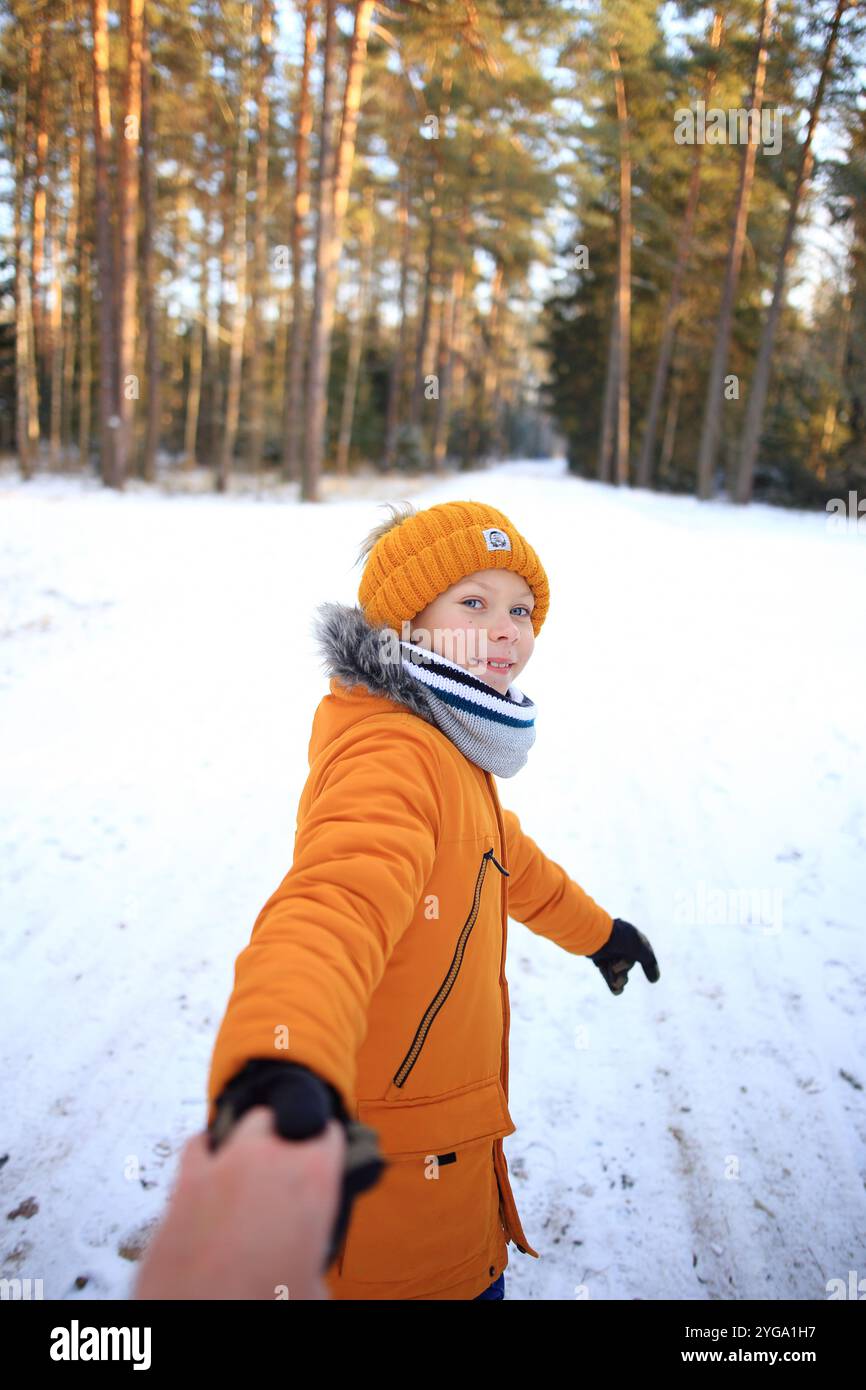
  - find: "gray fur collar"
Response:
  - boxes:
[311,600,537,777]
[310,601,435,721]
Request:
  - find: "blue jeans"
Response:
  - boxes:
[474,1272,505,1300]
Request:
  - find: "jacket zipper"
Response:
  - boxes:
[484,771,538,1257]
[392,847,509,1089]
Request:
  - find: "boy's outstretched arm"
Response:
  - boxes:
[501,806,614,956]
[207,718,442,1128]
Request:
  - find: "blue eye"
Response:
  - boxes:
[461,598,531,618]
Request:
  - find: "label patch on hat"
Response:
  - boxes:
[482,527,511,552]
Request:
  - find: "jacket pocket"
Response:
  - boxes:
[340,1075,516,1286]
[392,847,508,1090]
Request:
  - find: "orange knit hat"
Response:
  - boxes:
[358,500,550,636]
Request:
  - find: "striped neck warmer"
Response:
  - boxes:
[399,640,537,778]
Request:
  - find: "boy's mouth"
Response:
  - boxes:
[483,659,514,673]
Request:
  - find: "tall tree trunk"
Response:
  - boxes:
[610,42,631,485]
[734,0,849,504]
[696,0,775,499]
[61,269,79,465]
[383,167,412,469]
[303,0,375,500]
[185,194,212,470]
[636,11,724,488]
[207,173,230,465]
[410,213,438,430]
[62,31,86,467]
[461,355,485,468]
[78,240,93,469]
[140,12,160,481]
[331,0,374,240]
[217,0,254,493]
[482,260,506,461]
[660,367,684,474]
[450,259,472,411]
[47,180,64,469]
[273,282,290,431]
[597,285,619,481]
[494,301,519,460]
[431,278,455,473]
[281,0,317,483]
[116,0,144,484]
[183,323,203,471]
[410,66,451,447]
[810,287,852,480]
[432,206,471,473]
[426,280,444,397]
[91,0,119,487]
[302,0,338,501]
[247,0,274,476]
[335,187,375,476]
[75,9,93,474]
[24,26,46,449]
[29,24,50,385]
[13,63,35,478]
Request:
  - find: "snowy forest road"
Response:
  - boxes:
[1,459,864,1300]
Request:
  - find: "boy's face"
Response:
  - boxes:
[405,568,536,696]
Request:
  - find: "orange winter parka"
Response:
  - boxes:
[206,602,614,1300]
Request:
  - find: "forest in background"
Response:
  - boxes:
[0,0,864,508]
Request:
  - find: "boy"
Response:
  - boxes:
[205,499,659,1300]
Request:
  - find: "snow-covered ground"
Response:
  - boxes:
[1,457,864,1301]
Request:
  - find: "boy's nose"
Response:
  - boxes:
[488,614,520,642]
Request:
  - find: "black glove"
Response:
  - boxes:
[590,918,660,995]
[207,1057,386,1272]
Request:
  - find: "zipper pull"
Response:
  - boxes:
[486,848,509,877]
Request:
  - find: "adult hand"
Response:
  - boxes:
[132,1105,346,1301]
